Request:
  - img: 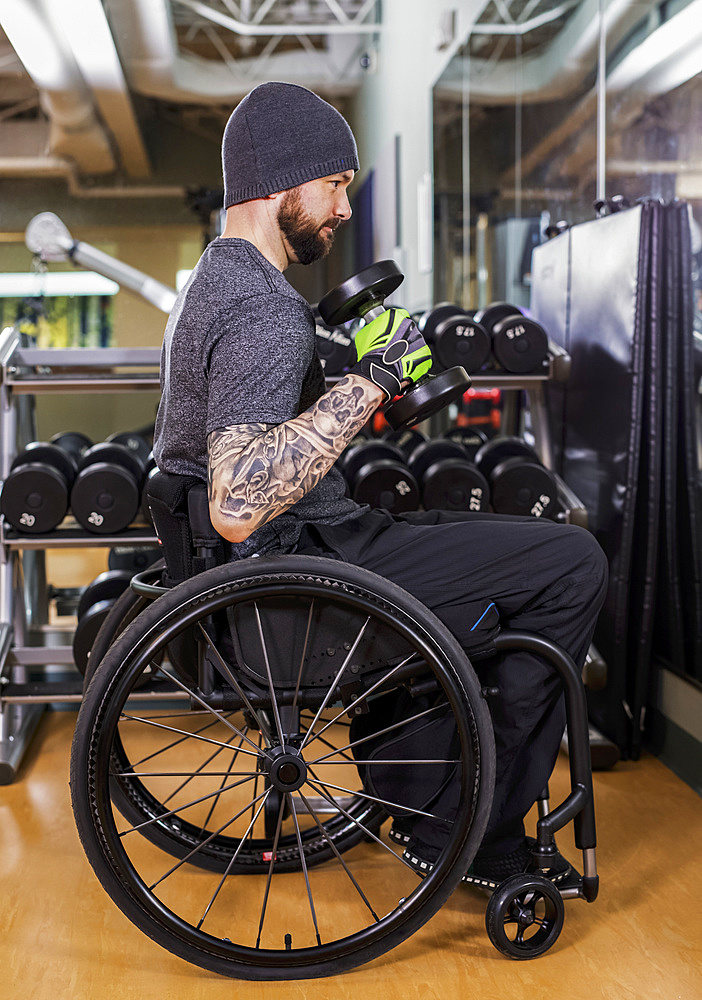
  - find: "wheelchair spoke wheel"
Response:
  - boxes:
[71,555,495,980]
[485,874,565,959]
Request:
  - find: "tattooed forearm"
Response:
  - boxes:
[208,374,383,542]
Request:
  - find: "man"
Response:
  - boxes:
[153,81,608,889]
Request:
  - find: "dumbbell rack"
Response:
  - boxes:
[0,327,162,783]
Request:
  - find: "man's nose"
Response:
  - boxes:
[334,190,352,221]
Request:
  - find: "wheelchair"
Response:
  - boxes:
[69,471,599,981]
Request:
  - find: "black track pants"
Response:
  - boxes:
[297,507,608,857]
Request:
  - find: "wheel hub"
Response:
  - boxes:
[513,902,536,927]
[264,743,308,792]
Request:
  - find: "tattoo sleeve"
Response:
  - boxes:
[207,374,383,542]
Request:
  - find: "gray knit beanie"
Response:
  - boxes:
[222,82,359,208]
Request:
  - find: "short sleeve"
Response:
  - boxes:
[205,292,315,433]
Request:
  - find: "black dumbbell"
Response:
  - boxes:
[408,439,490,513]
[315,323,355,375]
[318,261,471,429]
[106,430,152,467]
[418,303,492,374]
[472,302,549,374]
[49,431,93,461]
[475,437,558,519]
[72,569,133,674]
[383,427,428,460]
[0,441,78,533]
[108,545,161,574]
[71,442,145,534]
[341,440,420,513]
[441,426,489,463]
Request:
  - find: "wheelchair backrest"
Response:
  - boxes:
[146,470,225,587]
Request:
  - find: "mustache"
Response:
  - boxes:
[321,218,343,232]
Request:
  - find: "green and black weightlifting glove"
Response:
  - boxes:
[350,308,433,400]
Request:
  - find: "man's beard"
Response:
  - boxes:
[278,188,339,265]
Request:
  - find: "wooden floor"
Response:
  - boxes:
[2,709,701,1000]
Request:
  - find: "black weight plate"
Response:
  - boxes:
[491,315,549,373]
[442,426,489,462]
[77,569,133,620]
[72,598,116,675]
[71,463,140,534]
[0,463,69,533]
[407,438,468,483]
[475,436,542,479]
[108,545,162,574]
[50,431,93,459]
[77,442,144,482]
[350,459,420,513]
[433,315,492,373]
[12,442,77,486]
[473,301,524,332]
[318,260,404,326]
[341,440,407,482]
[490,457,558,519]
[383,427,428,458]
[107,431,152,467]
[315,325,355,375]
[422,458,490,513]
[384,366,471,430]
[417,302,468,340]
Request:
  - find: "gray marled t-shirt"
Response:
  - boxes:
[153,237,361,556]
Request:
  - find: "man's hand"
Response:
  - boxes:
[350,308,433,401]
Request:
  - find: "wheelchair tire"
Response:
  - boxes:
[83,564,385,874]
[71,555,495,980]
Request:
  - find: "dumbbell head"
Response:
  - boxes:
[49,431,93,460]
[318,260,404,326]
[473,302,524,332]
[432,315,491,373]
[475,436,541,479]
[315,324,355,375]
[71,442,144,534]
[77,569,133,620]
[73,599,117,675]
[422,458,490,513]
[1,443,77,533]
[341,440,420,513]
[489,456,558,519]
[106,431,152,467]
[475,437,557,519]
[417,302,467,338]
[491,314,549,373]
[407,439,469,483]
[383,427,428,459]
[442,426,488,462]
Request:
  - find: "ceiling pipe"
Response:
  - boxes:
[0,0,116,174]
[25,212,178,314]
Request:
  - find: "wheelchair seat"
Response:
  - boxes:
[70,470,598,980]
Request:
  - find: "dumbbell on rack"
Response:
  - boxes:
[49,431,93,462]
[441,426,489,463]
[472,302,549,374]
[72,569,133,674]
[418,303,492,374]
[475,436,558,519]
[340,439,420,513]
[71,441,147,534]
[1,440,79,533]
[407,438,490,513]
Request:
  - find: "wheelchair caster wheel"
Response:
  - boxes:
[485,873,564,959]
